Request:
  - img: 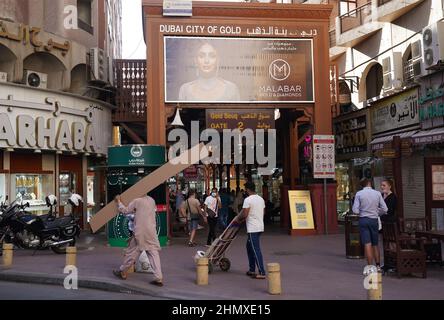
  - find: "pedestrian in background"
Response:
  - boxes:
[352,178,388,274]
[380,179,397,223]
[219,188,230,229]
[204,187,221,246]
[180,189,206,247]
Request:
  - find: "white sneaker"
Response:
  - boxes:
[363,265,377,276]
[197,225,204,230]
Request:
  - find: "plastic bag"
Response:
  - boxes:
[135,251,154,273]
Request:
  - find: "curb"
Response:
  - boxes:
[0,269,226,300]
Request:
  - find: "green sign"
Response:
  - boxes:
[108,145,166,167]
[419,88,444,121]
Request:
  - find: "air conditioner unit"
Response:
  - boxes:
[90,47,109,83]
[411,40,422,59]
[24,70,47,89]
[0,72,7,83]
[381,52,402,92]
[422,21,444,71]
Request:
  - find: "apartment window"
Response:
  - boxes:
[339,0,357,16]
[78,0,94,34]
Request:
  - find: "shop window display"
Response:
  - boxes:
[11,174,53,215]
[0,174,6,202]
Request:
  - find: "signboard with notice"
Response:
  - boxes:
[163,0,192,17]
[206,109,275,131]
[313,135,335,179]
[288,190,315,230]
[371,88,419,134]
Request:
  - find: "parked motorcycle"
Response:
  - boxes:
[0,194,81,255]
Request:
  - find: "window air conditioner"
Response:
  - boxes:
[24,70,48,89]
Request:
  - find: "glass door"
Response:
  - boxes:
[59,172,76,215]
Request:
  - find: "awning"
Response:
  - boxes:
[412,127,444,145]
[371,130,418,151]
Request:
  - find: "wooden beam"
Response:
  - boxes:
[120,123,146,144]
[89,143,209,232]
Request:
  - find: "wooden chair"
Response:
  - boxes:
[398,218,442,263]
[382,222,427,278]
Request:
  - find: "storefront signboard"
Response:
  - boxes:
[333,109,369,160]
[371,88,419,134]
[205,109,275,131]
[313,135,335,179]
[288,190,315,230]
[0,83,112,155]
[107,145,166,167]
[418,85,444,129]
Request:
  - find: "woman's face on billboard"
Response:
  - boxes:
[196,43,218,76]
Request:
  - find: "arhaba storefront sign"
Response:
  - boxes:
[164,36,314,103]
[206,109,275,131]
[371,88,419,134]
[0,84,112,154]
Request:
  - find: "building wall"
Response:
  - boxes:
[334,0,444,108]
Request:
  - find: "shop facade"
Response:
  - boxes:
[369,87,420,221]
[0,82,113,228]
[406,71,444,229]
[333,108,372,222]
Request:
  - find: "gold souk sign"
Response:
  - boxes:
[0,21,70,56]
[206,109,275,131]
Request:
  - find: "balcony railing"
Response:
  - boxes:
[377,0,392,6]
[339,2,372,34]
[113,59,147,122]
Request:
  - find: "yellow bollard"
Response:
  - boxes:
[196,257,209,285]
[367,272,382,300]
[2,243,13,267]
[267,263,282,295]
[65,246,77,267]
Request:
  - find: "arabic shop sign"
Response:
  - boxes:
[334,112,368,156]
[0,113,97,152]
[205,109,275,131]
[0,21,70,56]
[371,88,419,134]
[419,87,444,125]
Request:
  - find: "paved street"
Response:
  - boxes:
[1,226,443,300]
[0,281,160,300]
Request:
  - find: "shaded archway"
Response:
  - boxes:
[359,62,383,101]
[23,52,67,90]
[0,44,17,81]
[70,63,88,94]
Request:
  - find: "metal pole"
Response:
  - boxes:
[324,178,328,235]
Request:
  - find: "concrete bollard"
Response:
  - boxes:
[267,263,281,295]
[2,243,13,267]
[196,257,209,285]
[65,246,77,267]
[367,272,382,300]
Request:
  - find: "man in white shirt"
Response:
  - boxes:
[236,182,266,279]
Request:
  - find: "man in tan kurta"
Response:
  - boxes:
[113,195,163,287]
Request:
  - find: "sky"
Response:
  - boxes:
[121,0,278,59]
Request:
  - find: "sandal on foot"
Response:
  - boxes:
[252,274,266,279]
[113,270,127,280]
[150,280,164,287]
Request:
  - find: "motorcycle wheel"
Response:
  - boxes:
[51,238,76,254]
